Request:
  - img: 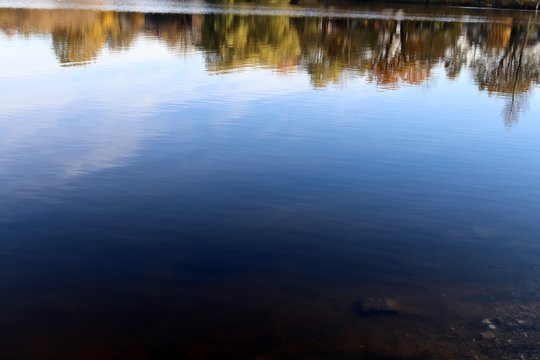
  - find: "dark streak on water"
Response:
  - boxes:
[1,1,540,359]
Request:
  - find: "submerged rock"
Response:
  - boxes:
[353,298,399,317]
[480,331,496,340]
[481,318,498,329]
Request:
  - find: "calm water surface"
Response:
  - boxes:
[1,1,540,359]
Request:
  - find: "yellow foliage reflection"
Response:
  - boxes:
[1,7,539,124]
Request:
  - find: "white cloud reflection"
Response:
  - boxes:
[0,34,309,205]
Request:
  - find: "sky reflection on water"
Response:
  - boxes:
[1,2,540,359]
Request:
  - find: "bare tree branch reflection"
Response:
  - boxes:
[1,7,539,125]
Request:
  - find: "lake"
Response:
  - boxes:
[1,1,540,359]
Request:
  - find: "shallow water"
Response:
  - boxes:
[1,1,540,359]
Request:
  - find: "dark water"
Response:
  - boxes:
[1,1,540,359]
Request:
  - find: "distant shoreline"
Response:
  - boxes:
[375,0,539,10]
[385,0,540,10]
[303,0,540,11]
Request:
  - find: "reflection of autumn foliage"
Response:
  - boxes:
[0,9,190,64]
[0,9,145,64]
[471,22,539,94]
[468,20,540,125]
[372,61,431,87]
[51,12,142,65]
[1,8,539,121]
[145,14,201,53]
[486,22,513,49]
[200,14,301,72]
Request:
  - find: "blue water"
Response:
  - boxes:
[1,3,540,359]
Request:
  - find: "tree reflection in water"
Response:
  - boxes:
[1,6,539,124]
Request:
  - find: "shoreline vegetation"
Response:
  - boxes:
[289,0,540,11]
[207,0,540,11]
[2,7,539,125]
[230,0,540,11]
[337,0,540,10]
[2,0,539,11]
